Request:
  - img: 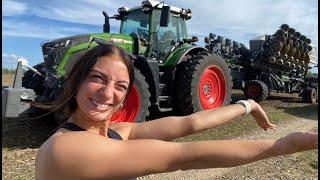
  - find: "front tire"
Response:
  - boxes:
[174,52,232,115]
[244,80,269,102]
[111,67,151,123]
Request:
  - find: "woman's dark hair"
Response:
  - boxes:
[34,43,134,117]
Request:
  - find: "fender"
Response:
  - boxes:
[164,45,208,66]
[177,45,208,64]
[133,56,159,105]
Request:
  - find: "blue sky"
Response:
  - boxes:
[2,0,318,73]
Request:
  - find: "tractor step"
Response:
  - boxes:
[158,95,171,110]
[158,107,172,112]
[159,95,169,101]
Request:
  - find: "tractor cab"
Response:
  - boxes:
[114,0,192,62]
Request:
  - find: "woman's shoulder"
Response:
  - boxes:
[38,131,108,158]
[37,131,112,172]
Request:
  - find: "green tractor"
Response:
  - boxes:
[12,0,232,123]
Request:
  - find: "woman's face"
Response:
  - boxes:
[74,54,130,122]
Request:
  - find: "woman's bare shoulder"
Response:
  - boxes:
[36,131,116,179]
[38,131,109,161]
[36,130,182,179]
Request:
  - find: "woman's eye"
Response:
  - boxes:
[116,85,128,91]
[90,75,104,83]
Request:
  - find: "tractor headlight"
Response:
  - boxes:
[180,8,192,20]
[54,40,70,48]
[118,7,129,15]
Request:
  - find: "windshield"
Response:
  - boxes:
[153,9,188,41]
[120,9,150,41]
[152,9,189,60]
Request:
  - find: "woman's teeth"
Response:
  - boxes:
[91,99,110,109]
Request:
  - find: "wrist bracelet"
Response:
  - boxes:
[235,100,252,115]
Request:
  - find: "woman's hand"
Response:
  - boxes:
[278,131,318,153]
[247,99,277,131]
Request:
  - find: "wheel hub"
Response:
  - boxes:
[199,65,226,109]
[203,82,212,97]
[247,85,259,97]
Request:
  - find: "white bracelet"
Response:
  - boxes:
[235,100,252,115]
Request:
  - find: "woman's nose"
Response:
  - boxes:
[98,84,114,100]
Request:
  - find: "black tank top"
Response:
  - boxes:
[59,122,123,140]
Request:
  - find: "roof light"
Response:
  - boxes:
[180,8,192,20]
[118,7,129,15]
[142,0,153,12]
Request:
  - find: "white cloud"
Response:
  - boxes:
[2,53,22,69]
[3,53,21,62]
[183,0,317,41]
[2,0,28,16]
[2,0,318,51]
[16,0,139,25]
[2,19,105,39]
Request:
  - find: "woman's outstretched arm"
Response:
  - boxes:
[44,131,317,179]
[115,99,276,140]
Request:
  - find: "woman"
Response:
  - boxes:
[35,41,317,180]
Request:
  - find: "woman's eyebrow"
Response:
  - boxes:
[90,70,109,80]
[116,81,129,85]
[91,70,129,85]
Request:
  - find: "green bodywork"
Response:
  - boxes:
[163,43,191,66]
[56,6,192,76]
[57,33,133,76]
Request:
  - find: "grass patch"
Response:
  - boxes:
[2,73,15,87]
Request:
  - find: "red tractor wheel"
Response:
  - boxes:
[244,80,269,102]
[199,65,226,109]
[111,68,151,123]
[174,52,232,115]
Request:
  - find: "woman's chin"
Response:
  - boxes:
[87,112,113,122]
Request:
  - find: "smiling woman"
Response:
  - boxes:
[35,42,317,180]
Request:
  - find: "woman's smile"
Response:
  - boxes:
[89,98,112,112]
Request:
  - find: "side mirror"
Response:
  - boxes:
[102,11,110,33]
[160,6,170,27]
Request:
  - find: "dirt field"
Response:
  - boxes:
[2,74,318,179]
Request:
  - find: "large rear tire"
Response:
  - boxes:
[110,67,151,123]
[174,52,232,115]
[244,80,269,102]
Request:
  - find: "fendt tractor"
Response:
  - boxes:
[204,24,318,103]
[2,0,232,124]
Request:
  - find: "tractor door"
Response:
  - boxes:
[152,10,187,62]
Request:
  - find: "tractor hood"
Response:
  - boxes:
[41,33,134,76]
[42,34,91,49]
[42,33,133,52]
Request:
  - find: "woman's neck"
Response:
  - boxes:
[69,113,110,137]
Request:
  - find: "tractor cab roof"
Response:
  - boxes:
[118,0,192,19]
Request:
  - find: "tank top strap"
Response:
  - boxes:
[57,122,123,140]
[107,128,123,140]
